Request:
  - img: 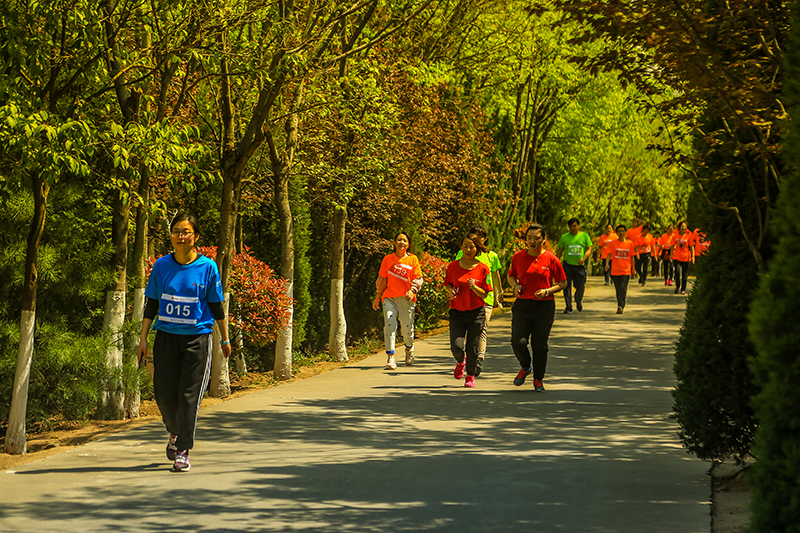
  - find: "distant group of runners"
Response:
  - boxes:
[372,217,709,393]
[598,217,709,313]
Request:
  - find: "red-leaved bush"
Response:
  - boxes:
[416,252,450,331]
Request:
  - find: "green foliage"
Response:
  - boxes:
[746,3,800,530]
[0,321,112,428]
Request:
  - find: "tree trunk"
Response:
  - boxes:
[210,174,238,397]
[329,205,348,361]
[99,189,130,420]
[5,177,49,455]
[126,163,149,418]
[273,165,295,380]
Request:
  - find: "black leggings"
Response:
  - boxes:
[449,307,485,377]
[674,260,690,292]
[510,298,556,381]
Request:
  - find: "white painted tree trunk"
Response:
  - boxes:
[210,293,231,397]
[100,289,126,420]
[233,316,247,374]
[125,287,145,418]
[5,310,36,455]
[329,279,348,362]
[274,282,294,380]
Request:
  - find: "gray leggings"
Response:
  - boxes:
[382,296,416,354]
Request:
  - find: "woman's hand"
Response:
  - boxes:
[535,288,549,299]
[514,285,523,298]
[221,342,232,359]
[137,340,147,366]
[405,289,415,301]
[372,298,381,311]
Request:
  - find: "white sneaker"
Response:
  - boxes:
[385,355,397,370]
[405,346,414,366]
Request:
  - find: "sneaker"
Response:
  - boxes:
[576,301,583,312]
[514,367,532,386]
[533,379,545,392]
[475,356,484,377]
[681,290,686,295]
[385,355,397,370]
[404,346,414,366]
[563,308,573,314]
[464,375,476,388]
[166,434,178,461]
[641,282,646,286]
[453,361,465,380]
[616,307,623,314]
[674,287,679,294]
[172,450,191,472]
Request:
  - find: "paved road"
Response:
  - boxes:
[1,278,708,532]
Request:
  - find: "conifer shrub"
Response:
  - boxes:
[746,3,800,527]
[671,237,759,462]
[0,321,112,429]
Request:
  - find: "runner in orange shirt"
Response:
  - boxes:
[626,217,643,280]
[658,225,675,286]
[672,221,695,295]
[373,232,424,369]
[634,223,656,286]
[605,224,639,314]
[650,230,662,279]
[693,228,710,257]
[597,224,618,286]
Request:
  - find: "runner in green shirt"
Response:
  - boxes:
[556,217,593,313]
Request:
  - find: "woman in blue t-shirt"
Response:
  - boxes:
[137,212,231,472]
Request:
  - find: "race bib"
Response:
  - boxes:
[159,293,201,325]
[615,248,630,260]
[568,244,583,256]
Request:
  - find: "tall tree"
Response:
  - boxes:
[0,1,99,453]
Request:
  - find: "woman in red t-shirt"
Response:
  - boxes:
[373,232,424,370]
[672,221,695,295]
[444,233,493,388]
[506,224,567,392]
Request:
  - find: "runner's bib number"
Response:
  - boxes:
[159,293,201,325]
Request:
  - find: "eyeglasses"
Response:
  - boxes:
[171,231,195,238]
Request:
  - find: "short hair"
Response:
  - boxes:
[567,217,580,226]
[615,224,627,234]
[171,212,201,236]
[394,231,413,253]
[463,232,488,255]
[526,223,546,240]
[469,224,488,246]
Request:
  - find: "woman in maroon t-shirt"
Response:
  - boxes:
[507,224,567,392]
[444,233,493,388]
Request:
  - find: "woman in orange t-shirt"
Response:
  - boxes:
[658,225,675,286]
[605,224,639,314]
[634,223,655,286]
[373,232,424,370]
[672,221,695,295]
[597,224,617,286]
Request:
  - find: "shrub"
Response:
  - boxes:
[0,321,112,429]
[416,252,449,331]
